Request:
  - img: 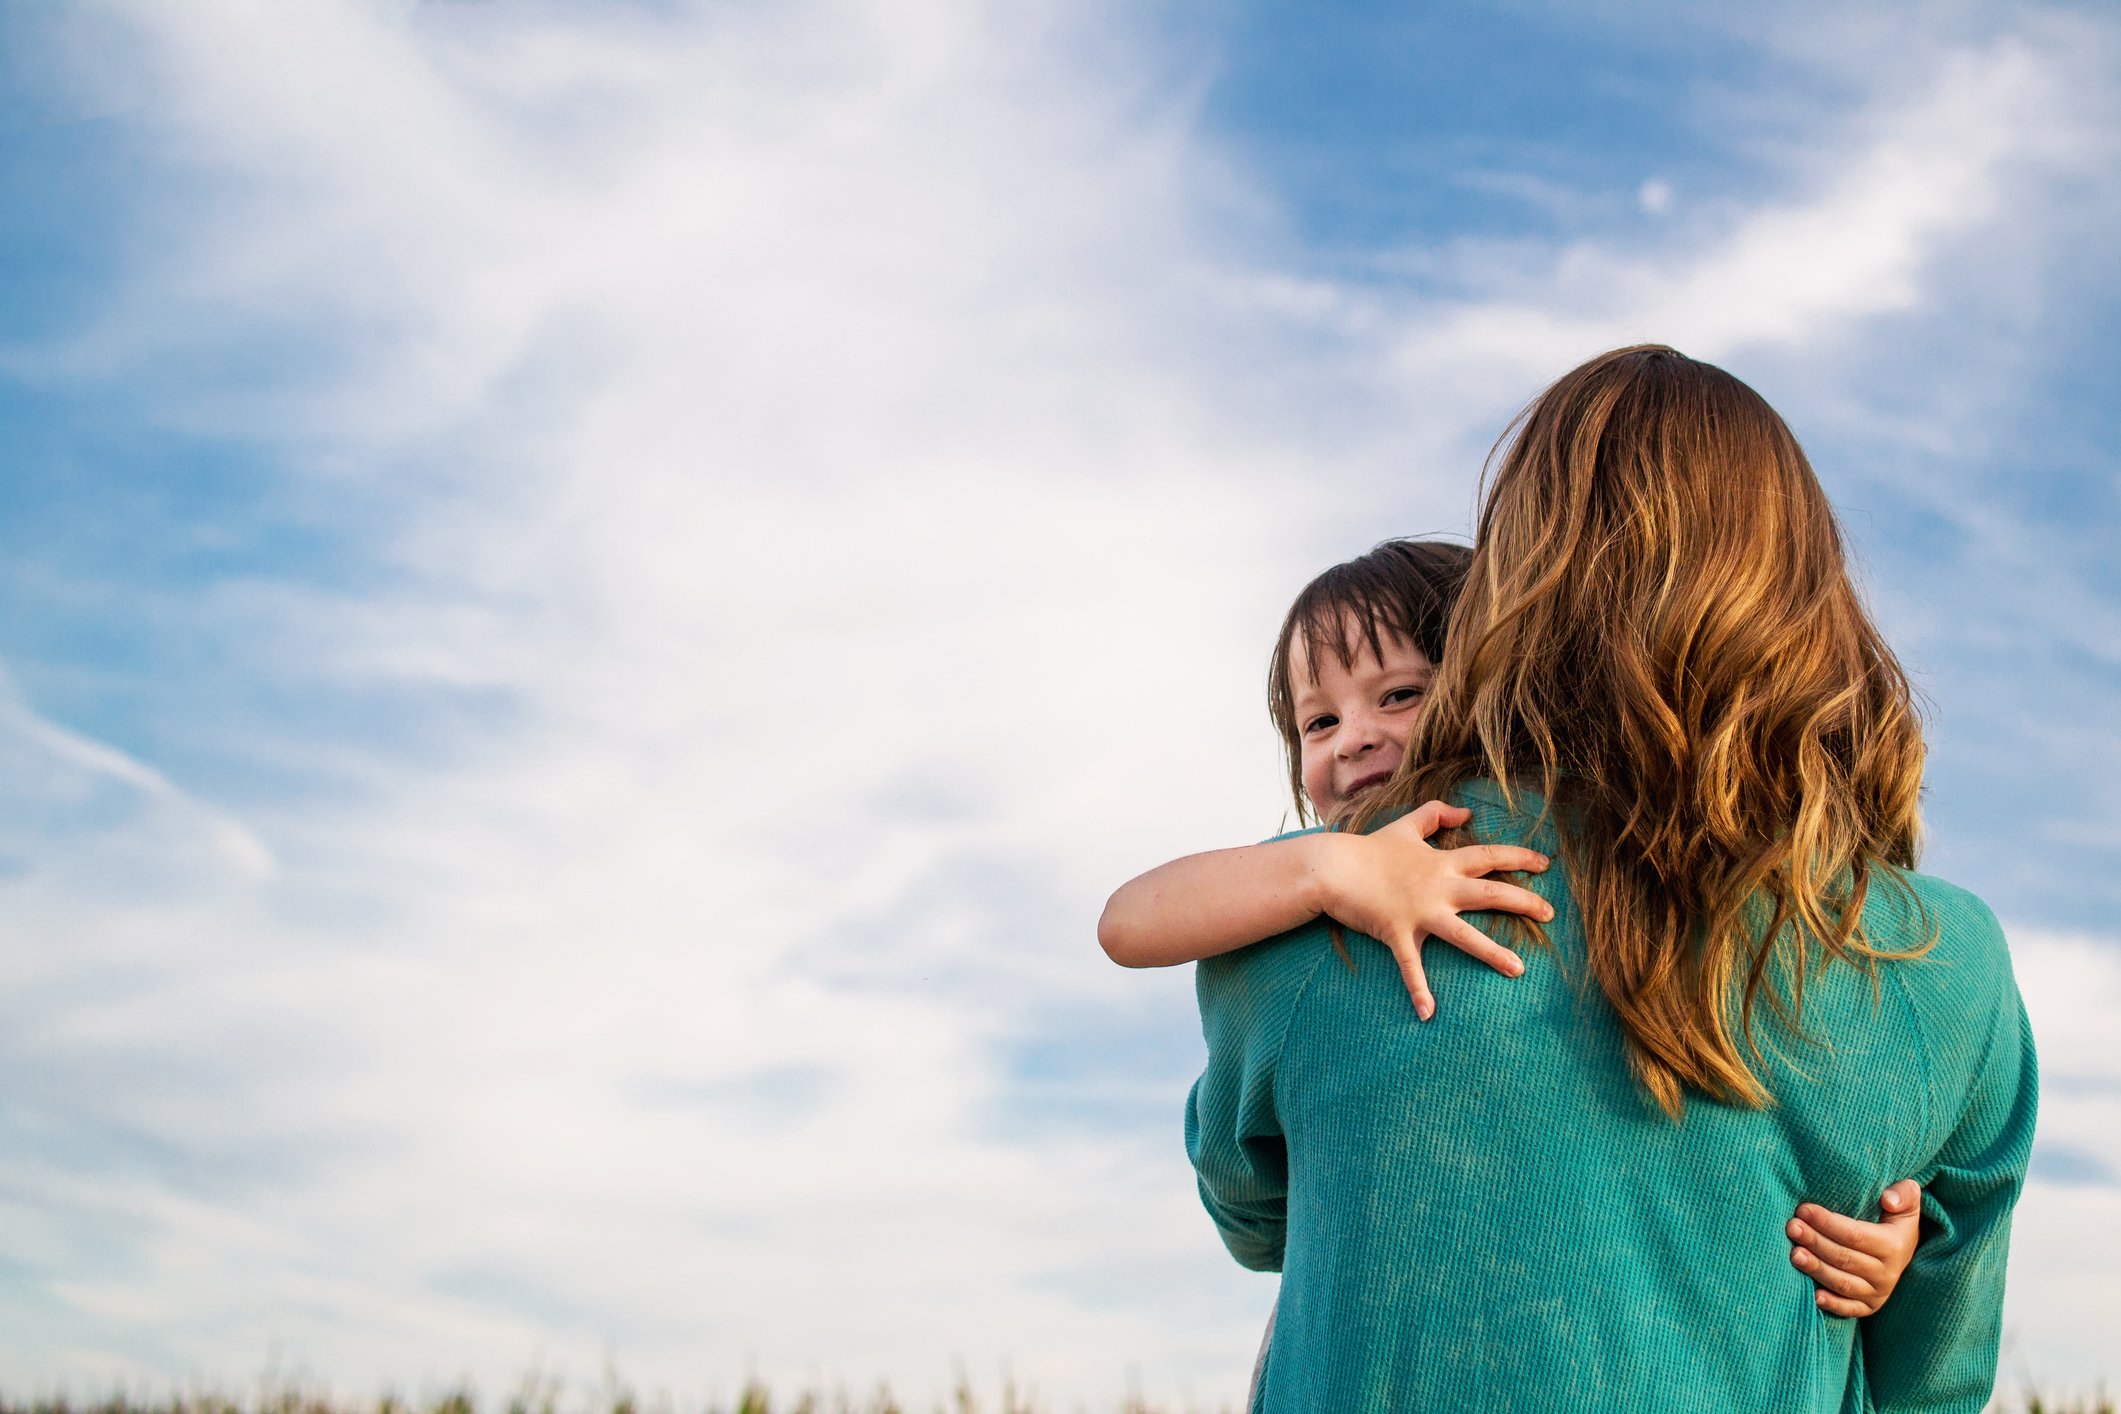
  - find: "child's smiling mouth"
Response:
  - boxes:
[1341,769,1394,801]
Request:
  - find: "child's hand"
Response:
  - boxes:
[1787,1179,1923,1317]
[1315,800,1551,1019]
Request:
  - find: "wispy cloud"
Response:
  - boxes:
[2001,932,2121,1388]
[0,670,273,884]
[1406,41,2059,364]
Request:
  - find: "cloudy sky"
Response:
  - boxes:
[1,0,2116,1406]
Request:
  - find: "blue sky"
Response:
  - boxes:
[1,0,2117,1405]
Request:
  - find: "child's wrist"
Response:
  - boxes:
[1296,831,1355,917]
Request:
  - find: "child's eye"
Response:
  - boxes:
[1303,714,1338,735]
[1383,686,1426,707]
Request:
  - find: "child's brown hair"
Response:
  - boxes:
[1267,538,1472,823]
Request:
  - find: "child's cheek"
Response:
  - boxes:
[1302,756,1335,817]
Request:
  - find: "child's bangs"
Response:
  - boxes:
[1288,581,1417,685]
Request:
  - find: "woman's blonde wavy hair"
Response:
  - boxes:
[1358,345,1929,1117]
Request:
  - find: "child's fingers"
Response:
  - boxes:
[1881,1179,1922,1222]
[1406,801,1471,839]
[1786,1215,1882,1282]
[1449,844,1550,878]
[1453,878,1554,922]
[1788,1242,1876,1301]
[1813,1288,1875,1319]
[1385,933,1437,1020]
[1794,1202,1897,1261]
[1429,915,1525,978]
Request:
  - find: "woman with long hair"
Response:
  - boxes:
[1186,346,2036,1411]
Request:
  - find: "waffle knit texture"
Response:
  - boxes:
[1186,784,2036,1413]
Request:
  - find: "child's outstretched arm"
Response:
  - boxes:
[1787,1180,1924,1317]
[1098,801,1551,1018]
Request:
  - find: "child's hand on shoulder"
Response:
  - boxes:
[1313,800,1552,1020]
[1788,1179,1923,1317]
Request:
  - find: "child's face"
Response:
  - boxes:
[1288,618,1436,823]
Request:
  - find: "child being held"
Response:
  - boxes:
[1099,538,1922,1353]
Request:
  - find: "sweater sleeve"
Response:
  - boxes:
[1860,926,2039,1413]
[1184,934,1326,1273]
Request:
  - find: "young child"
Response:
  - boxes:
[1099,537,1922,1324]
[1099,540,1542,1021]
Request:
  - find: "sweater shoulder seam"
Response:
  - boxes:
[1268,933,1337,1120]
[1878,961,1940,1154]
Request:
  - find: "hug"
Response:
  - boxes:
[1101,346,2036,1411]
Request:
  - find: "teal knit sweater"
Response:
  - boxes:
[1186,787,2037,1413]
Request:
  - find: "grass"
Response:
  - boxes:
[0,1386,1192,1414]
[0,1384,2106,1414]
[2021,1396,2117,1414]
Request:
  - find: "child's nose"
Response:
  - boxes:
[1337,714,1384,756]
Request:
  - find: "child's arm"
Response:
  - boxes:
[1787,1180,1924,1317]
[1098,801,1551,1019]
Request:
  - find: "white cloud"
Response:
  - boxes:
[2000,930,2121,1394]
[0,672,274,886]
[1,0,2114,1406]
[5,1,1310,1402]
[1378,40,2066,381]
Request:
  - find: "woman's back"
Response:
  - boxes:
[1187,789,2036,1413]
